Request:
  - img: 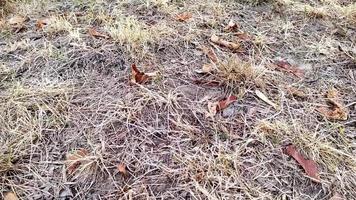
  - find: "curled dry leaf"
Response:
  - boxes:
[210,34,240,50]
[175,12,192,22]
[88,27,110,39]
[117,163,128,176]
[4,192,19,200]
[224,20,239,32]
[285,145,320,183]
[273,60,304,78]
[207,95,237,117]
[255,90,278,110]
[317,88,348,120]
[66,149,88,174]
[131,64,150,84]
[201,46,218,63]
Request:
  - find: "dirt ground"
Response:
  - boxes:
[0,0,355,199]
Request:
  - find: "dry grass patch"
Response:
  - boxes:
[255,120,356,172]
[217,56,265,89]
[0,83,72,173]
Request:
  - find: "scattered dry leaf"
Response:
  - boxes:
[195,64,214,74]
[117,163,127,176]
[8,15,28,25]
[175,12,192,22]
[317,88,348,120]
[224,20,239,32]
[207,95,237,117]
[255,90,278,110]
[4,192,18,200]
[210,34,240,50]
[201,46,218,63]
[88,27,110,39]
[66,149,88,174]
[285,145,320,183]
[273,60,304,78]
[36,17,51,29]
[131,64,150,84]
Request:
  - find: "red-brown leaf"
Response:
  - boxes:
[217,95,237,111]
[285,145,320,182]
[274,60,304,78]
[131,64,150,84]
[207,95,237,117]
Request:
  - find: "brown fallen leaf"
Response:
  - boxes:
[4,192,18,200]
[273,60,304,78]
[224,20,239,32]
[175,12,192,22]
[195,64,214,74]
[208,95,237,117]
[36,17,51,29]
[317,88,348,120]
[131,64,150,84]
[285,145,320,183]
[88,27,110,39]
[117,163,128,176]
[255,90,278,110]
[8,15,28,25]
[210,34,240,50]
[201,46,218,63]
[66,149,88,175]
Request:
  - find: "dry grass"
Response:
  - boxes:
[0,0,355,199]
